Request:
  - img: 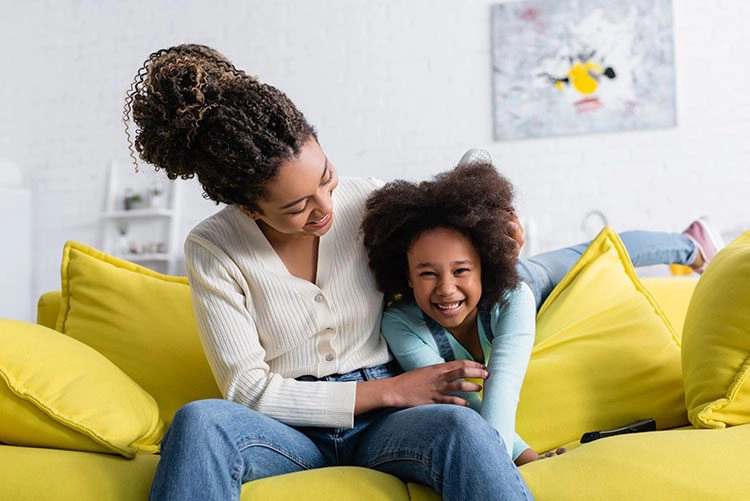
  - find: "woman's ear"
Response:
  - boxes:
[239,206,261,220]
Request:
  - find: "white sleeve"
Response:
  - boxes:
[185,237,357,429]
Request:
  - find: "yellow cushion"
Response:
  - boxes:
[516,227,687,453]
[56,241,221,422]
[640,277,698,342]
[0,445,159,501]
[0,319,164,458]
[240,467,410,500]
[36,290,62,330]
[519,424,750,500]
[682,231,750,428]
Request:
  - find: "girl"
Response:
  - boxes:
[360,162,721,466]
[125,44,532,500]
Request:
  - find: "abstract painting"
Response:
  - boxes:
[491,0,676,140]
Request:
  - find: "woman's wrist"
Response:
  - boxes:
[355,378,398,414]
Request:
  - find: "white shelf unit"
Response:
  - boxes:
[101,163,183,275]
[0,184,32,322]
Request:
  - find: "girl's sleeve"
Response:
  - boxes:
[185,237,356,429]
[481,282,536,459]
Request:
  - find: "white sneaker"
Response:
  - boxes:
[458,148,492,166]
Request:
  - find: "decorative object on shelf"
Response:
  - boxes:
[491,0,676,140]
[128,241,144,255]
[148,183,166,209]
[116,221,130,255]
[123,188,144,211]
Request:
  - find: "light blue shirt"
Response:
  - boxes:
[381,282,536,460]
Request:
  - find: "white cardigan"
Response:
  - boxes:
[185,177,391,429]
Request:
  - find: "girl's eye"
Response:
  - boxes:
[455,268,470,275]
[419,271,437,277]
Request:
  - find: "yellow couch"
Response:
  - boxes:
[2,234,750,500]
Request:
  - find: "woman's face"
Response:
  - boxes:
[249,138,339,239]
[407,227,483,336]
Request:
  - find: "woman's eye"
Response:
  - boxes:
[287,207,305,216]
[323,169,335,186]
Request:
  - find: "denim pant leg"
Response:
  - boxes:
[149,399,329,501]
[517,231,698,310]
[352,404,533,501]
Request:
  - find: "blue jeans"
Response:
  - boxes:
[150,362,533,501]
[518,230,698,309]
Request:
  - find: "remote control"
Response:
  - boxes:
[580,418,657,444]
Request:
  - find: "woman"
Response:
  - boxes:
[125,44,532,500]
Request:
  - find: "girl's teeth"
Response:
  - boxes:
[436,302,461,311]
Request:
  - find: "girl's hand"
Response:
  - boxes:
[514,447,568,466]
[541,447,568,459]
[386,360,488,408]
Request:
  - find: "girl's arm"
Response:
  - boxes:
[481,282,537,460]
[381,306,531,462]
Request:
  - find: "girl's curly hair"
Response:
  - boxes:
[123,43,316,212]
[361,163,520,309]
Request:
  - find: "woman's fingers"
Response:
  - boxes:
[443,364,488,382]
[450,380,483,393]
[439,396,471,407]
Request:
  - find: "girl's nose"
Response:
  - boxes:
[436,277,456,296]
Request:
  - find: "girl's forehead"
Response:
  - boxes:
[408,227,479,257]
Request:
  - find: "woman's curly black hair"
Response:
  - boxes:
[361,163,520,309]
[123,43,316,212]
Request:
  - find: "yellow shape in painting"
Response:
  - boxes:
[568,61,602,95]
[555,81,565,92]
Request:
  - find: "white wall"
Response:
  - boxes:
[1,0,748,304]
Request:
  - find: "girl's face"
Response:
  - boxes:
[407,227,483,336]
[248,138,339,240]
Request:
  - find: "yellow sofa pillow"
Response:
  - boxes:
[516,228,688,453]
[56,241,221,422]
[682,231,750,428]
[0,319,164,458]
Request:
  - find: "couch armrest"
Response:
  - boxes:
[37,291,62,330]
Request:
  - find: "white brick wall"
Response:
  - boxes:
[1,0,748,305]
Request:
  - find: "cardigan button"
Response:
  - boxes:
[325,353,335,362]
[314,293,324,303]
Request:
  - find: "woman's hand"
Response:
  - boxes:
[388,360,488,407]
[508,213,525,257]
[355,360,487,414]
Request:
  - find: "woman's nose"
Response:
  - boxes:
[310,190,332,216]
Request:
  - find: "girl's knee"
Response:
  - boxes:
[417,405,487,432]
[427,405,503,447]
